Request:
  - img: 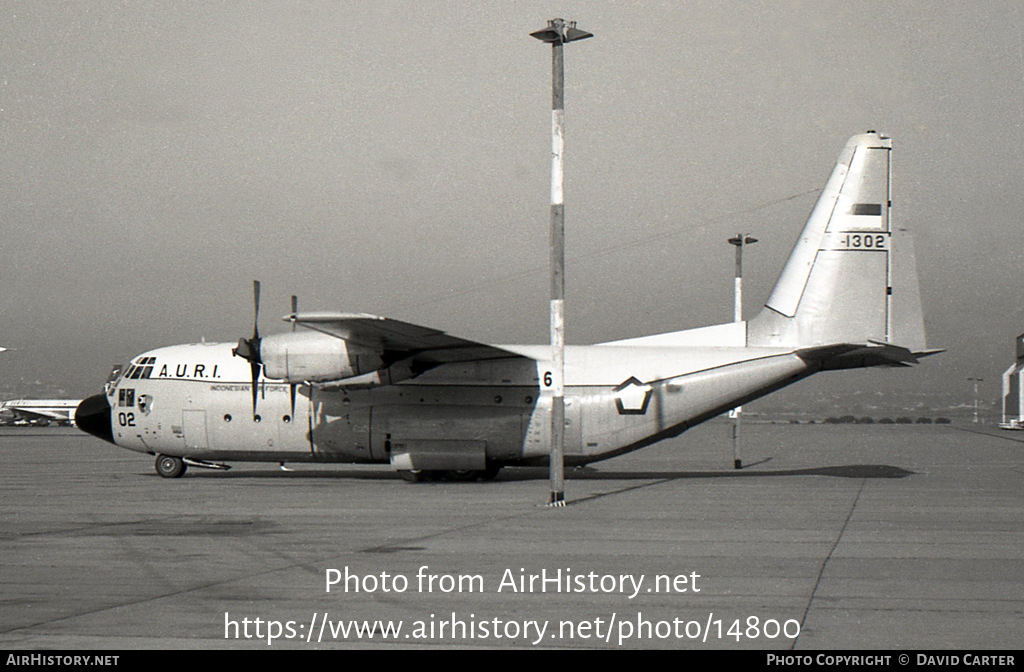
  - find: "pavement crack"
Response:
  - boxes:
[792,478,866,650]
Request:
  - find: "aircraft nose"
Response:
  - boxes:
[75,394,115,445]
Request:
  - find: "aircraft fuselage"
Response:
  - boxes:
[81,339,809,469]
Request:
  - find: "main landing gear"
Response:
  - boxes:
[397,465,502,483]
[155,454,187,478]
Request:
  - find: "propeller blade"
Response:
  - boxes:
[252,280,261,340]
[250,360,261,418]
[231,280,263,418]
[288,294,298,417]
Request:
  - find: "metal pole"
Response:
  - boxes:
[727,234,756,469]
[549,33,566,507]
[732,235,742,469]
[968,377,983,424]
[734,237,743,323]
[532,19,591,507]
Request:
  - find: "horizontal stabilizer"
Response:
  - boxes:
[911,348,945,359]
[797,341,927,370]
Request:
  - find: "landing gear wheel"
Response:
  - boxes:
[479,464,502,481]
[398,469,425,483]
[442,466,502,482]
[155,454,187,478]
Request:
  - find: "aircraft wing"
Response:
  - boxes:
[287,312,529,364]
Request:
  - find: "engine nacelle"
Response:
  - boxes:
[260,331,385,382]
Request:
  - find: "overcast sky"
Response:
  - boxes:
[3,1,1024,412]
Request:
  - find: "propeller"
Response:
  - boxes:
[231,280,263,418]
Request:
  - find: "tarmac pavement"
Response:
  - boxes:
[0,422,1020,649]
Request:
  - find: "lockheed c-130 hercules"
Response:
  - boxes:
[76,132,938,481]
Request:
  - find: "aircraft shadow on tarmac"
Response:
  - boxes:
[167,459,915,482]
[502,462,915,481]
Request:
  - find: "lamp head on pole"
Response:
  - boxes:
[728,234,759,247]
[531,18,593,44]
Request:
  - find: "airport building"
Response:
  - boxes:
[1000,333,1024,429]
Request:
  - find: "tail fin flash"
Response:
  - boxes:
[749,132,928,352]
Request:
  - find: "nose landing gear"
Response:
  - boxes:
[155,454,187,478]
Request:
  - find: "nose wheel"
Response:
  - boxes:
[155,454,187,478]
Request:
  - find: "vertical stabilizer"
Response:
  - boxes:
[749,132,927,351]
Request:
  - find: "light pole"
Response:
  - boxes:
[531,18,592,507]
[968,377,983,424]
[727,234,757,469]
[728,234,758,323]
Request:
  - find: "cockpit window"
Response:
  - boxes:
[126,357,156,380]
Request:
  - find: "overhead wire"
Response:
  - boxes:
[382,187,821,314]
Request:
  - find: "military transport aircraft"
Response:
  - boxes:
[76,132,938,481]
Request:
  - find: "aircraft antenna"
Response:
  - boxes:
[532,18,592,507]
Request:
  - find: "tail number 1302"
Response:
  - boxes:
[841,234,887,250]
